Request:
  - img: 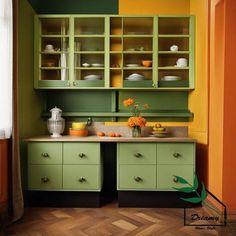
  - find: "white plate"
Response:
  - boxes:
[161,76,182,81]
[84,74,102,80]
[125,77,145,81]
[91,63,104,67]
[82,63,90,67]
[126,64,140,67]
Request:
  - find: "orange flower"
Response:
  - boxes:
[123,98,135,107]
[128,116,147,128]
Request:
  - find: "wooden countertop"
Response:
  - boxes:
[26,135,196,143]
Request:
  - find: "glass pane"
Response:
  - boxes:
[41,18,69,35]
[74,18,104,35]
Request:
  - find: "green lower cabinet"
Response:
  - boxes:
[28,142,63,165]
[118,165,156,190]
[63,143,100,165]
[28,165,62,190]
[157,143,195,165]
[63,165,102,191]
[156,165,194,191]
[118,143,156,165]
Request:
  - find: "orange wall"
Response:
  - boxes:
[222,0,236,212]
[208,0,225,202]
[119,0,190,15]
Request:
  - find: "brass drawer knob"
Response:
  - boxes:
[134,153,142,158]
[41,152,49,158]
[41,176,50,183]
[173,176,178,183]
[134,176,142,182]
[173,153,181,158]
[78,153,85,158]
[78,177,86,182]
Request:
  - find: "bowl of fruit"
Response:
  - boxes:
[152,123,169,138]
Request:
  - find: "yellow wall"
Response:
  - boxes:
[119,0,190,15]
[189,0,209,144]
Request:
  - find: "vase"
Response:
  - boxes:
[132,126,141,137]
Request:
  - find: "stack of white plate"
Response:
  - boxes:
[160,76,182,81]
[84,74,102,81]
[125,73,145,81]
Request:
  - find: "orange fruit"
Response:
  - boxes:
[108,132,116,137]
[97,132,105,137]
[115,133,121,137]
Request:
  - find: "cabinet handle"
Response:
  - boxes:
[134,176,142,182]
[41,176,50,183]
[78,177,86,182]
[73,81,78,86]
[173,153,181,158]
[134,153,142,158]
[41,152,49,158]
[78,153,85,158]
[173,176,178,183]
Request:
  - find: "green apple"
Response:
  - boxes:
[157,127,165,131]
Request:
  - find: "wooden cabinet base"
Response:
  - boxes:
[118,191,200,208]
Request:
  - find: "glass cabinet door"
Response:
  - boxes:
[122,17,154,88]
[74,17,105,87]
[157,17,193,88]
[36,17,70,88]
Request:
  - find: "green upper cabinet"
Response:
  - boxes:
[34,15,195,90]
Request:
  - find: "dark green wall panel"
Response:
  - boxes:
[27,0,118,14]
[45,91,113,112]
[118,91,188,112]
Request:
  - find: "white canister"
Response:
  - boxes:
[170,45,178,51]
[176,58,188,67]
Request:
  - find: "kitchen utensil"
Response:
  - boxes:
[141,60,152,67]
[176,58,188,67]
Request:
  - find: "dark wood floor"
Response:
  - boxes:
[2,202,236,236]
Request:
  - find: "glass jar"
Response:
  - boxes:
[132,126,141,138]
[47,107,65,138]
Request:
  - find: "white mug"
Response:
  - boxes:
[45,44,54,51]
[176,58,187,67]
[170,45,178,51]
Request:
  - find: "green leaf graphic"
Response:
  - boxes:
[173,175,189,184]
[201,182,207,201]
[180,197,202,203]
[173,187,194,193]
[193,174,199,190]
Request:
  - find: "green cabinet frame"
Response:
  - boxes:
[34,15,195,90]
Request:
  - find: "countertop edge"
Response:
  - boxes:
[25,136,197,143]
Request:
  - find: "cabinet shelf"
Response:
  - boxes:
[41,35,69,38]
[40,51,68,54]
[40,67,68,70]
[75,67,104,70]
[41,110,193,118]
[74,34,105,37]
[123,35,153,38]
[158,34,189,38]
[74,51,105,54]
[123,51,153,54]
[123,67,152,70]
[158,51,189,54]
[158,67,189,70]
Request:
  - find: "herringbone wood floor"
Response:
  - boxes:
[2,202,236,236]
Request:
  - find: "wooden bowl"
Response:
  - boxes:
[69,128,88,137]
[142,60,152,67]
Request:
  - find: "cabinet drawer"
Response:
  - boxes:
[157,143,195,165]
[118,143,156,165]
[63,165,101,190]
[63,143,100,164]
[28,142,62,164]
[156,165,194,190]
[118,165,156,190]
[28,165,62,190]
